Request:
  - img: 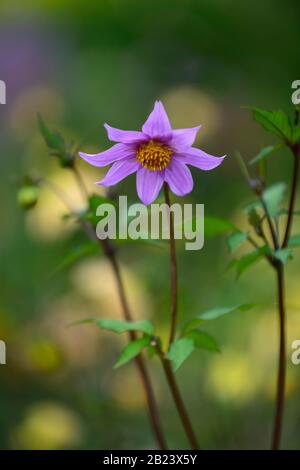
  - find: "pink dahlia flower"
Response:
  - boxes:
[79,101,225,205]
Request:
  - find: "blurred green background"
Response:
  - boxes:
[1,0,300,450]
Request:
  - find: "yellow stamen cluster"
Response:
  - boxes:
[137,140,172,171]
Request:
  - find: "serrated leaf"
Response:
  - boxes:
[227,231,248,252]
[229,247,267,278]
[249,144,282,165]
[186,330,220,352]
[78,318,154,336]
[183,304,254,332]
[37,113,65,152]
[114,336,151,368]
[205,217,237,238]
[166,337,195,371]
[289,234,300,247]
[272,248,293,264]
[247,107,293,142]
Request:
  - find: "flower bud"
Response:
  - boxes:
[17,185,39,209]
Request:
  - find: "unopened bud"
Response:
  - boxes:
[17,185,39,209]
[249,178,264,195]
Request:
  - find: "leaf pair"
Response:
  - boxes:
[166,304,254,371]
[71,318,154,368]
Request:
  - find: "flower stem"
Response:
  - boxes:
[271,264,286,450]
[259,196,279,250]
[41,174,167,450]
[103,242,168,450]
[163,183,178,348]
[282,145,299,247]
[271,116,299,449]
[160,355,199,450]
[162,183,199,449]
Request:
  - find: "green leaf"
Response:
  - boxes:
[249,144,282,165]
[37,113,65,152]
[289,234,300,247]
[229,247,267,278]
[183,304,254,332]
[247,107,293,142]
[227,231,248,253]
[293,123,300,143]
[51,241,99,275]
[244,183,287,218]
[166,337,195,371]
[186,330,220,352]
[262,183,286,217]
[247,208,263,236]
[75,318,154,336]
[247,208,261,226]
[205,217,237,238]
[272,248,293,264]
[114,336,151,368]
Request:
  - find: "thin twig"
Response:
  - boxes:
[282,144,299,247]
[271,111,299,449]
[271,264,286,450]
[160,357,199,450]
[259,196,279,250]
[163,183,178,347]
[162,183,199,449]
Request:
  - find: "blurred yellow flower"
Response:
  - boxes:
[12,402,82,450]
[162,85,221,142]
[207,350,262,404]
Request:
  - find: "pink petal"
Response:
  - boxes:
[79,143,135,168]
[104,123,147,144]
[136,167,165,205]
[97,158,140,186]
[176,147,226,170]
[165,160,193,196]
[142,100,172,139]
[170,126,201,151]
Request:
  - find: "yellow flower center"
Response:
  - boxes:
[137,140,172,171]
